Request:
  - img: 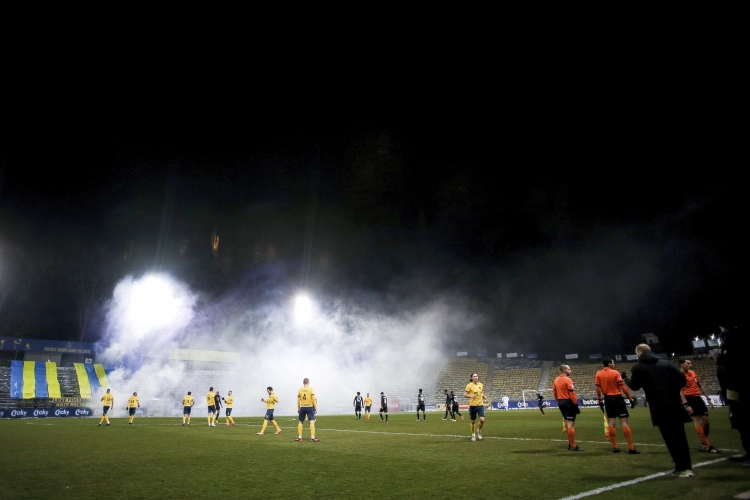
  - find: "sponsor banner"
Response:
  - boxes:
[425,404,437,410]
[527,353,538,359]
[53,407,97,417]
[589,353,602,359]
[0,406,106,418]
[496,353,502,358]
[706,395,724,407]
[456,352,468,357]
[626,354,638,360]
[31,408,53,418]
[390,399,401,412]
[565,353,578,360]
[54,397,94,407]
[580,398,607,408]
[615,355,622,361]
[0,336,95,354]
[491,401,558,410]
[169,348,239,363]
[477,349,487,357]
[506,353,518,358]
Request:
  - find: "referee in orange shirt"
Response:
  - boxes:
[595,357,640,454]
[679,358,720,453]
[553,364,583,451]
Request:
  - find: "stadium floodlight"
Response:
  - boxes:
[294,294,314,325]
[695,336,700,341]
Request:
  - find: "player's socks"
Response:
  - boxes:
[229,416,234,424]
[310,421,316,436]
[607,427,618,448]
[477,420,483,430]
[298,422,303,437]
[622,427,634,450]
[704,423,710,437]
[99,416,105,424]
[567,428,576,447]
[696,426,711,448]
[470,422,476,434]
[272,421,280,431]
[261,421,268,433]
[187,417,190,424]
[208,416,212,425]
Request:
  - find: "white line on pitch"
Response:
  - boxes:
[557,457,731,500]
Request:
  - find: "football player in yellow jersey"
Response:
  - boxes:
[296,378,318,442]
[257,387,281,435]
[222,390,235,426]
[126,392,140,424]
[182,391,195,426]
[206,387,216,427]
[364,393,373,421]
[99,388,113,426]
[464,373,486,441]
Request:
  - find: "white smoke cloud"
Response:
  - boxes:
[97,272,479,417]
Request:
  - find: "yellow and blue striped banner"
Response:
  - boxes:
[22,361,36,399]
[94,364,110,389]
[74,363,92,399]
[46,362,61,399]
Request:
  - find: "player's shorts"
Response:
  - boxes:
[265,409,275,421]
[417,402,425,411]
[355,405,362,411]
[183,406,192,415]
[365,406,371,412]
[557,400,579,421]
[129,407,136,416]
[380,405,388,413]
[686,395,709,417]
[207,405,216,414]
[604,395,629,419]
[225,408,232,416]
[102,406,110,415]
[469,405,485,420]
[452,404,460,412]
[299,406,315,422]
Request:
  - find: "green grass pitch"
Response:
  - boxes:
[1,408,747,499]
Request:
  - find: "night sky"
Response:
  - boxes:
[0,105,740,355]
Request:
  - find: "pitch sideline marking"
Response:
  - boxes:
[557,457,730,500]
[17,420,742,453]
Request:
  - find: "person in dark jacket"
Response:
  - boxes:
[623,343,694,478]
[214,391,223,420]
[717,323,750,465]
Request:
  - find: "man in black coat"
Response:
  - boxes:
[624,343,694,477]
[717,323,750,464]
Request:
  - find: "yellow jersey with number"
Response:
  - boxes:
[225,396,233,408]
[298,386,316,408]
[206,391,215,407]
[182,395,194,406]
[127,396,139,408]
[101,393,114,406]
